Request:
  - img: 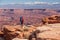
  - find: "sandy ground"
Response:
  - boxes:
[36,23,60,40]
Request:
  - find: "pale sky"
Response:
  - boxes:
[0,0,60,5]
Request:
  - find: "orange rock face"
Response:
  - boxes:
[0,25,36,40]
[42,15,60,24]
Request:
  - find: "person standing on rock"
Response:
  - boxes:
[20,16,24,28]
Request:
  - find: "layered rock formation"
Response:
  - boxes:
[42,15,60,24]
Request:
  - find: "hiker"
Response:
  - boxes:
[20,16,24,26]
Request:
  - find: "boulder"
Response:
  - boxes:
[3,26,16,32]
[3,26,21,40]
